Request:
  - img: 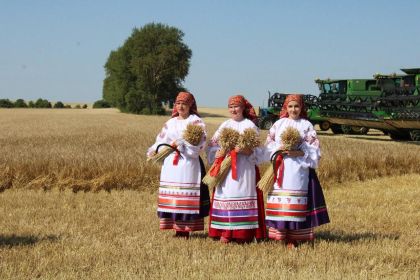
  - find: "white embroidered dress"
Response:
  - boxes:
[265,118,320,222]
[207,119,264,230]
[147,114,206,215]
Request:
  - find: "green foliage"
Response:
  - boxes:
[0,99,14,108]
[64,104,72,109]
[53,101,65,108]
[93,99,111,108]
[28,101,35,108]
[14,99,28,108]
[82,104,88,109]
[103,23,192,114]
[74,104,81,109]
[35,98,52,108]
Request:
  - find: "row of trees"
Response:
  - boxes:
[103,23,192,114]
[0,98,88,109]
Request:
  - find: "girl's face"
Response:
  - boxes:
[287,100,301,120]
[229,104,244,121]
[176,101,190,119]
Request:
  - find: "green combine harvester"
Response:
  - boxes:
[315,68,420,140]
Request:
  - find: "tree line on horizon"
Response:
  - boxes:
[0,98,90,109]
[102,23,192,115]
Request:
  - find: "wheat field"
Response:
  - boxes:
[0,108,419,279]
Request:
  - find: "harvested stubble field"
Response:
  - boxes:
[0,108,419,279]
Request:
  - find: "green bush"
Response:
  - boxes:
[82,104,88,109]
[93,100,111,108]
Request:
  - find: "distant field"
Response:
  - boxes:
[1,108,419,191]
[0,108,419,279]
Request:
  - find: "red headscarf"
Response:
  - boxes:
[228,95,258,124]
[279,94,307,119]
[171,92,200,117]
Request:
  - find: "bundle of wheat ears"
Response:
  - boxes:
[183,123,204,146]
[203,128,260,191]
[147,123,204,165]
[258,126,301,193]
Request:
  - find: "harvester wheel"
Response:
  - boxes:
[350,126,370,135]
[319,121,331,131]
[261,119,274,130]
[330,124,343,134]
[409,130,420,141]
[389,131,411,141]
[341,125,352,134]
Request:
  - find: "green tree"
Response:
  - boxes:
[14,99,28,108]
[35,98,52,108]
[0,99,14,108]
[53,101,65,108]
[103,23,192,114]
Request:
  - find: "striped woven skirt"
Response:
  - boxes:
[266,168,329,239]
[157,157,210,232]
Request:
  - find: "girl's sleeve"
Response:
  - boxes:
[176,118,207,159]
[146,120,171,157]
[298,123,321,168]
[265,122,281,157]
[206,122,224,165]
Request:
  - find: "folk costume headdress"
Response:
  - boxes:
[279,94,308,119]
[172,92,200,117]
[228,95,258,124]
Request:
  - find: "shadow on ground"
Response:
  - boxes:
[316,230,399,243]
[0,234,59,247]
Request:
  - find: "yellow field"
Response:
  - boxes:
[0,108,419,279]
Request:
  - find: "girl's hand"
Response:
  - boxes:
[171,140,178,148]
[235,147,252,156]
[285,150,304,157]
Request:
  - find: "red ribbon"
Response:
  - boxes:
[230,150,237,180]
[273,153,284,187]
[209,154,226,177]
[172,145,180,166]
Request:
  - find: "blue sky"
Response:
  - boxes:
[1,0,419,107]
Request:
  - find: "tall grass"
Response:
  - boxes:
[1,108,419,191]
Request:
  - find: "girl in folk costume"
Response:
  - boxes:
[207,95,266,243]
[265,94,329,248]
[147,92,210,238]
